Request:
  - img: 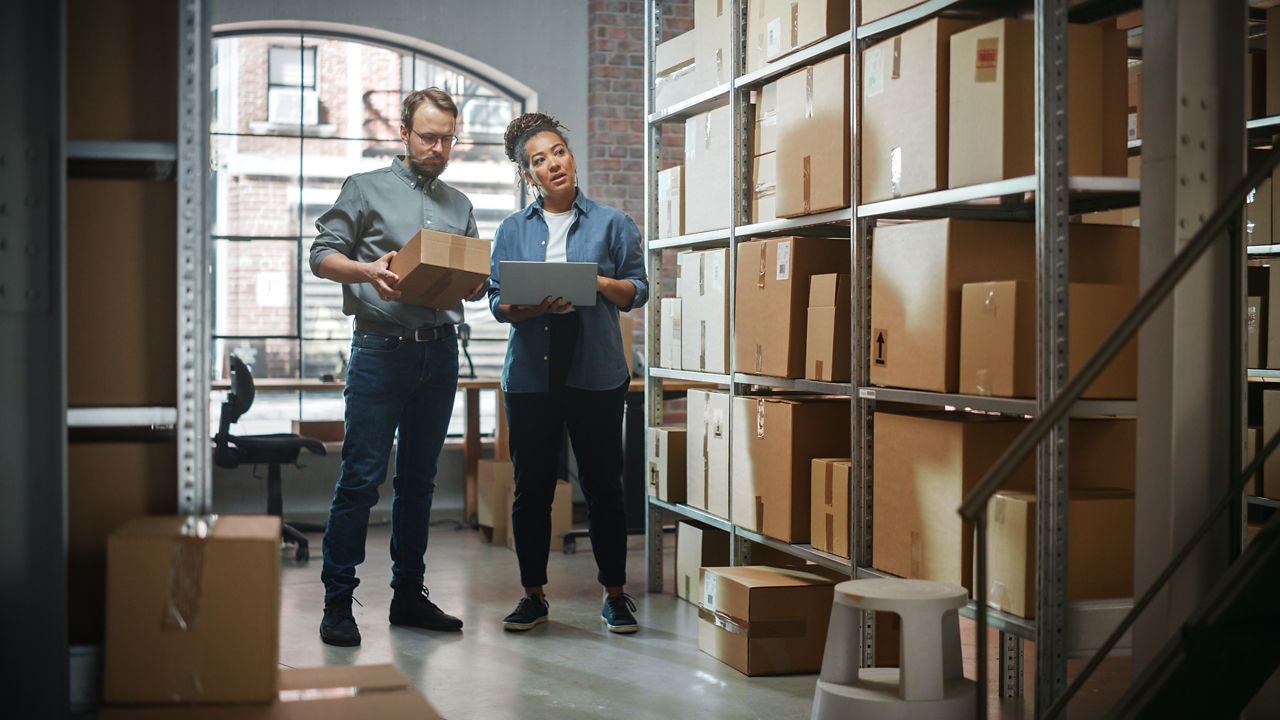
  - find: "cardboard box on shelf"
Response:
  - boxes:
[862,18,977,203]
[1267,263,1280,370]
[678,249,730,373]
[388,229,490,309]
[745,0,774,74]
[290,420,344,444]
[869,219,1139,393]
[735,237,850,379]
[753,82,778,155]
[949,19,1127,188]
[1251,296,1265,370]
[655,29,701,110]
[697,565,836,676]
[687,389,731,518]
[684,106,733,233]
[477,458,514,544]
[1249,176,1273,247]
[659,297,683,369]
[103,515,282,704]
[758,0,849,63]
[676,522,731,602]
[506,479,573,552]
[648,426,688,503]
[986,489,1135,618]
[811,458,852,558]
[658,165,685,239]
[730,397,850,542]
[1128,61,1142,141]
[806,273,851,382]
[695,0,732,90]
[752,152,778,224]
[776,55,850,217]
[860,0,925,25]
[958,281,1138,398]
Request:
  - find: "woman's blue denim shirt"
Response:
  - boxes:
[488,191,649,393]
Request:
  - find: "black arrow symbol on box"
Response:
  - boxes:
[875,332,886,365]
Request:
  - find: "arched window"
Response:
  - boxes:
[210,26,528,434]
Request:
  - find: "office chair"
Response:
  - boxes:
[214,354,326,561]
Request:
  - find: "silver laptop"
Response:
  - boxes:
[498,261,598,307]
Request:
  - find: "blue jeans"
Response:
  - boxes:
[321,329,459,601]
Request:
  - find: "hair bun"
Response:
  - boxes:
[504,112,569,164]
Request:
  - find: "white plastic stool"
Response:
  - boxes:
[811,578,975,720]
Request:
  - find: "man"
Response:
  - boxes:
[310,87,483,647]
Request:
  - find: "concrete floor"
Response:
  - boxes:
[277,519,1132,719]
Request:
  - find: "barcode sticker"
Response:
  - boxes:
[776,240,791,281]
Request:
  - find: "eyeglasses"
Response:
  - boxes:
[410,129,459,149]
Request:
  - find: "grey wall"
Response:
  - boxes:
[210,0,591,190]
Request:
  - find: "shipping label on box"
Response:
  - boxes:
[678,249,729,373]
[387,229,490,309]
[776,55,850,217]
[648,426,688,503]
[687,389,731,517]
[658,165,686,238]
[811,458,852,557]
[676,522,730,602]
[659,297,683,369]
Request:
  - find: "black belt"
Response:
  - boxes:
[355,318,456,342]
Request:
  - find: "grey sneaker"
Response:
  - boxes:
[503,593,549,631]
[602,593,638,634]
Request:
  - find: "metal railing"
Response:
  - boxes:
[957,141,1280,719]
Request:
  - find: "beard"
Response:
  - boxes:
[408,152,448,180]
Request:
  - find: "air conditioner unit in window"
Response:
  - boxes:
[268,87,318,126]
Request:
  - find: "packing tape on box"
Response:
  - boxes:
[804,66,814,120]
[755,344,764,374]
[890,146,903,197]
[824,462,834,505]
[790,1,799,49]
[802,155,812,214]
[815,359,824,378]
[826,513,834,552]
[700,320,707,370]
[756,398,766,438]
[415,243,468,306]
[892,36,902,80]
[698,607,806,639]
[756,244,767,288]
[975,369,992,397]
[988,580,1007,611]
[164,514,218,631]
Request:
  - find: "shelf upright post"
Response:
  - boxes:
[726,0,746,567]
[643,0,665,594]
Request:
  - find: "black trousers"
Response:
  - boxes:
[505,312,629,589]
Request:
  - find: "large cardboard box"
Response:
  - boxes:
[986,490,1135,618]
[687,389,731,518]
[949,19,1127,188]
[1249,176,1273,247]
[697,566,836,675]
[658,165,685,238]
[104,516,282,704]
[648,426,688,503]
[958,281,1138,398]
[477,458,515,544]
[806,273,851,382]
[388,229,490,309]
[753,82,778,155]
[99,664,444,719]
[811,458,852,558]
[776,55,850,217]
[862,18,977,203]
[506,479,573,552]
[730,397,850,542]
[678,249,730,373]
[860,0,925,24]
[676,522,731,602]
[659,297,683,369]
[655,30,700,110]
[684,106,733,233]
[735,237,850,378]
[752,152,778,223]
[695,0,732,90]
[869,219,1139,393]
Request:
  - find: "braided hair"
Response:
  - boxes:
[503,112,571,175]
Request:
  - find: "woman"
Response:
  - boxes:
[488,112,648,634]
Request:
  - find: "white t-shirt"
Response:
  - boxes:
[543,208,576,312]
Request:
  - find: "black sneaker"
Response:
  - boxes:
[503,593,549,631]
[320,593,361,647]
[602,593,638,634]
[389,585,463,632]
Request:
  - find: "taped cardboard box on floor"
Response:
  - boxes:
[776,55,850,217]
[506,479,573,552]
[986,490,1135,618]
[687,389,731,518]
[958,281,1138,398]
[648,426,688,503]
[103,515,282,704]
[658,165,685,239]
[655,29,700,111]
[948,19,1127,188]
[659,297,683,369]
[869,219,1139,393]
[752,82,778,155]
[730,397,850,543]
[806,273,851,382]
[684,106,733,233]
[811,458,852,558]
[99,664,444,720]
[695,0,732,91]
[1249,176,1272,246]
[697,565,836,675]
[752,152,778,223]
[678,249,730,373]
[861,18,977,203]
[388,229,490,309]
[735,237,850,379]
[477,458,514,544]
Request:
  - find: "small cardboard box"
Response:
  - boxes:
[291,420,344,444]
[697,566,836,676]
[655,30,700,110]
[986,490,1135,618]
[860,0,926,24]
[477,458,514,544]
[776,55,850,217]
[752,152,778,224]
[949,19,1127,188]
[1249,176,1273,247]
[659,297,683,369]
[684,106,733,233]
[687,389,731,518]
[958,281,1138,398]
[388,229,490,309]
[658,165,685,239]
[695,0,732,90]
[99,664,444,719]
[806,273,851,382]
[862,18,977,203]
[730,397,850,542]
[104,515,282,704]
[735,237,850,379]
[506,479,573,552]
[676,522,731,602]
[752,82,778,155]
[811,458,852,558]
[648,426,688,503]
[677,249,730,373]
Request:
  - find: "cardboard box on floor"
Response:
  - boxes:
[869,219,1139,393]
[477,458,514,544]
[958,280,1138,398]
[388,229,490,309]
[949,19,1127,188]
[776,55,849,217]
[506,479,573,552]
[648,426,688,503]
[658,165,685,239]
[811,458,852,558]
[730,397,850,543]
[687,389,731,518]
[735,237,850,379]
[697,565,836,675]
[655,30,700,111]
[861,18,977,203]
[659,297,683,369]
[806,273,851,382]
[99,664,444,719]
[695,0,732,91]
[103,515,282,704]
[678,249,730,373]
[752,152,778,223]
[684,106,733,233]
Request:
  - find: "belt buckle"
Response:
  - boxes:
[412,326,435,342]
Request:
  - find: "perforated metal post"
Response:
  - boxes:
[643,0,664,593]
